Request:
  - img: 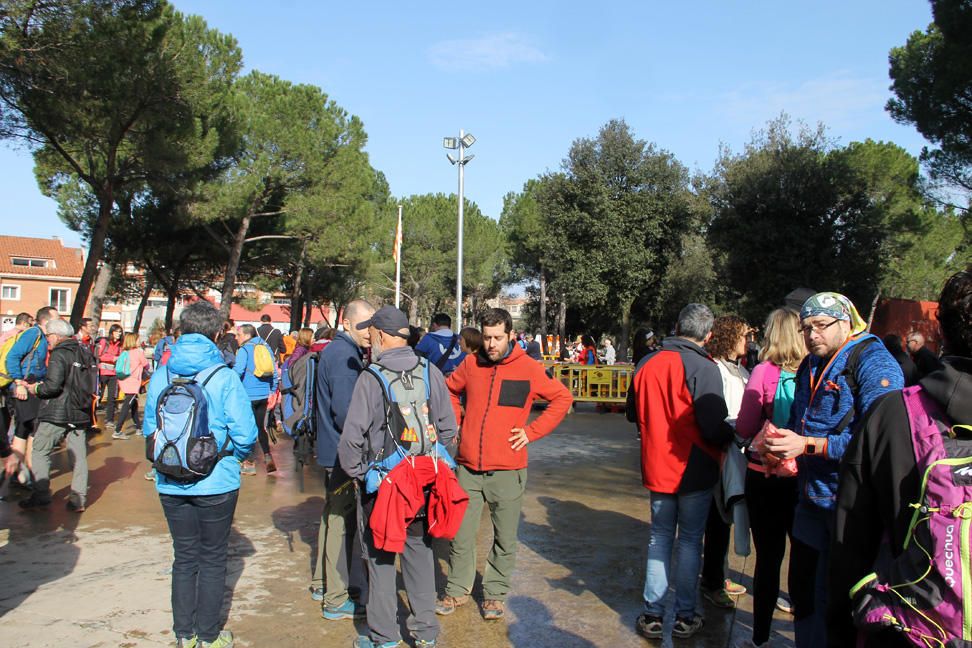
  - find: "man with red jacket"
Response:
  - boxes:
[436,308,573,621]
[630,303,733,640]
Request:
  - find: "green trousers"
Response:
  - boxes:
[311,470,357,608]
[444,465,527,601]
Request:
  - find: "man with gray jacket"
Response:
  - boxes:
[339,305,458,648]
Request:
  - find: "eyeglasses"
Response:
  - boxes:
[799,319,841,336]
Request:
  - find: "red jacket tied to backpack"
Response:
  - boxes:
[446,344,573,472]
[369,455,469,553]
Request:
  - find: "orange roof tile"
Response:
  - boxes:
[0,235,84,278]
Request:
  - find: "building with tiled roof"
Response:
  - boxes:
[0,235,85,331]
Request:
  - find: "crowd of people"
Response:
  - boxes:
[1,267,969,648]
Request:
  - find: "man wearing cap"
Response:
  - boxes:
[764,292,903,648]
[338,305,459,648]
[312,299,375,620]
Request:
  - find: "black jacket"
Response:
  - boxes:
[912,345,943,379]
[256,323,284,357]
[829,356,972,647]
[36,338,92,427]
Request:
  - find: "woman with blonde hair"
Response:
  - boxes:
[113,332,149,440]
[733,308,815,648]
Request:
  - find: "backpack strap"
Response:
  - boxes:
[435,335,458,372]
[832,337,878,436]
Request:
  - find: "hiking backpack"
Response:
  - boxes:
[280,351,318,469]
[249,341,275,378]
[0,328,41,388]
[362,357,455,494]
[114,350,131,379]
[146,364,233,483]
[67,343,99,427]
[850,385,972,645]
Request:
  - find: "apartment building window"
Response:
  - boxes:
[50,288,70,313]
[12,257,50,268]
[1,284,20,300]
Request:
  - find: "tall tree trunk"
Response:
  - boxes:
[557,295,567,360]
[866,288,881,332]
[163,260,185,332]
[131,276,154,334]
[69,193,113,329]
[88,261,114,336]
[539,265,548,355]
[219,214,251,319]
[618,296,633,363]
[290,242,307,331]
[302,272,314,326]
[409,281,420,323]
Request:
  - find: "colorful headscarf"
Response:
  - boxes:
[800,292,867,336]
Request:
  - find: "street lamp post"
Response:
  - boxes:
[443,130,475,328]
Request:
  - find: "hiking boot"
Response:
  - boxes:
[66,492,86,512]
[144,468,157,481]
[18,492,52,509]
[240,461,257,476]
[635,613,664,639]
[776,595,793,614]
[435,594,469,616]
[310,586,324,601]
[672,615,705,639]
[350,637,402,648]
[175,637,198,648]
[702,585,736,608]
[322,599,366,620]
[481,599,504,620]
[265,456,277,474]
[199,630,233,648]
[724,578,747,596]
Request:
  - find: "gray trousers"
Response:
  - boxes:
[366,517,438,645]
[32,420,88,502]
[312,469,366,607]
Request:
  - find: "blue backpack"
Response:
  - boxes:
[280,352,318,470]
[147,364,232,483]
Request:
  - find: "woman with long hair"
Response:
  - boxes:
[283,327,314,371]
[97,324,124,434]
[113,332,149,439]
[733,308,814,648]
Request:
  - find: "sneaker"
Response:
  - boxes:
[672,615,705,638]
[265,457,277,474]
[200,630,233,648]
[350,637,401,648]
[18,492,52,509]
[240,461,257,476]
[481,599,504,620]
[322,599,366,620]
[105,421,116,434]
[775,596,793,614]
[112,429,130,440]
[724,579,747,596]
[310,586,323,601]
[434,594,469,616]
[635,613,664,639]
[144,468,157,481]
[66,492,86,512]
[702,585,736,609]
[414,640,436,648]
[175,637,198,648]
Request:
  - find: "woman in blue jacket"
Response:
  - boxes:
[143,301,257,648]
[233,324,279,476]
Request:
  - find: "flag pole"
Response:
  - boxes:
[394,204,402,309]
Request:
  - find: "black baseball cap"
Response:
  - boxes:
[355,305,409,337]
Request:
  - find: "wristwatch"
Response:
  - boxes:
[805,438,824,455]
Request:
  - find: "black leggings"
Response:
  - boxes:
[250,399,270,457]
[701,495,732,590]
[115,393,141,431]
[100,375,119,423]
[745,468,817,645]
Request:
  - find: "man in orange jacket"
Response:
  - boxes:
[436,308,573,621]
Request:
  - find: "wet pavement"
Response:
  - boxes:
[0,405,795,647]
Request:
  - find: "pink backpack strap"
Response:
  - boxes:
[901,385,945,469]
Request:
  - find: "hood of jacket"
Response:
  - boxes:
[921,356,972,424]
[476,341,523,367]
[372,345,420,371]
[167,334,224,376]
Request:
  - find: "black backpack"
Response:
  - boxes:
[67,344,99,428]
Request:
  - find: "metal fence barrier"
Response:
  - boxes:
[541,362,634,403]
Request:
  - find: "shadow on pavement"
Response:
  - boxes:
[271,495,324,579]
[507,595,598,648]
[222,526,256,624]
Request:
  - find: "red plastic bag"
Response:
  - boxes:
[753,420,799,477]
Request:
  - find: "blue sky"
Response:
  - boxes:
[1,1,934,247]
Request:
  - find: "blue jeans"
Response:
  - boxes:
[160,490,239,643]
[643,488,713,619]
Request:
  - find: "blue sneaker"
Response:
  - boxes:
[351,637,401,648]
[310,586,323,601]
[323,599,366,620]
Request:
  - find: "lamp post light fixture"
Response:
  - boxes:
[443,129,475,328]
